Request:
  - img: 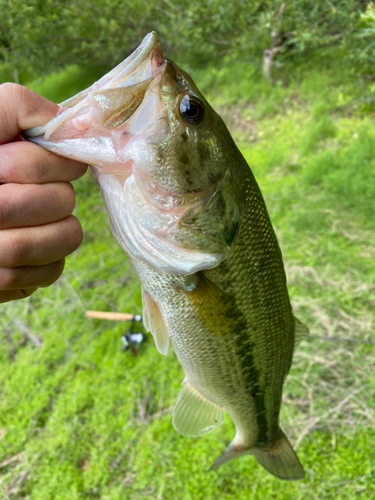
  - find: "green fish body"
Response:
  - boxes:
[24,32,307,480]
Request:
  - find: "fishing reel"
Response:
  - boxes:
[121,314,146,354]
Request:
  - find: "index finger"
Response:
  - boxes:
[0,83,60,144]
[0,141,87,184]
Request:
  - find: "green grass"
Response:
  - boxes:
[1,58,375,498]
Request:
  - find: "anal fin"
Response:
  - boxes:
[209,441,249,471]
[142,288,170,356]
[173,380,224,437]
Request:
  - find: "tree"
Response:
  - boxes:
[0,0,370,77]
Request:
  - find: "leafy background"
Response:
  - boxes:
[1,1,375,498]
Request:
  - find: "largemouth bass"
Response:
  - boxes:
[24,32,307,480]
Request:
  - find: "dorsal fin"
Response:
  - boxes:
[294,316,309,347]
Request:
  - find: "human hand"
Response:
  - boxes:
[0,83,88,303]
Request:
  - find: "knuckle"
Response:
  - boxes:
[42,259,65,287]
[0,288,37,303]
[0,267,19,289]
[0,83,22,133]
[8,231,28,266]
[0,82,22,98]
[66,216,83,252]
[0,82,11,94]
[0,195,9,229]
[69,162,88,180]
[0,83,28,112]
[59,182,76,213]
[34,156,53,182]
[8,84,33,107]
[43,182,74,216]
[19,287,37,299]
[0,84,36,139]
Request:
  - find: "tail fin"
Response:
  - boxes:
[252,431,305,480]
[209,431,304,481]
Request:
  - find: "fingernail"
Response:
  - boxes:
[0,156,6,182]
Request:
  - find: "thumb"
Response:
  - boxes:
[0,83,60,144]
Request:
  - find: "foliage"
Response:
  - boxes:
[1,57,375,498]
[354,2,375,66]
[0,0,372,78]
[279,0,362,52]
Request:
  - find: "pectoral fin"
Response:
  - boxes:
[142,288,170,356]
[173,380,224,437]
[171,169,240,254]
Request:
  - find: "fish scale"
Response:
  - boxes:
[24,31,307,480]
[205,172,293,439]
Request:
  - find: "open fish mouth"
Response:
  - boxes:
[23,32,166,169]
[60,32,165,109]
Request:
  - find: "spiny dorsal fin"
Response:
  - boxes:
[294,316,309,347]
[173,380,224,437]
[142,288,170,356]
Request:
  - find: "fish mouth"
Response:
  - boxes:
[23,32,166,169]
[59,32,165,110]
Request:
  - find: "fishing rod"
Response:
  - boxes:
[85,310,375,347]
[86,310,146,354]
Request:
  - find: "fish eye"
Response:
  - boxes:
[179,95,205,125]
